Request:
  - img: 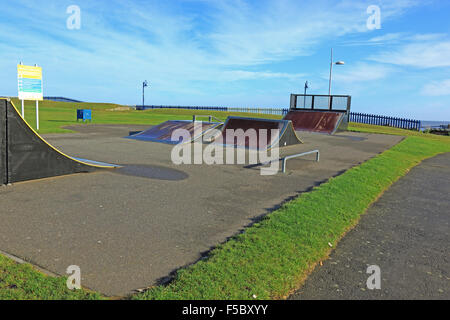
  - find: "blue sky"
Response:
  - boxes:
[0,0,449,120]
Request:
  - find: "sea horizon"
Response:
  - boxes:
[421,120,450,129]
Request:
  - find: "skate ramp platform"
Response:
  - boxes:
[286,94,351,135]
[284,110,348,135]
[213,116,303,151]
[0,99,118,185]
[127,120,222,144]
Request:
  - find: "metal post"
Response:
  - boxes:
[19,62,25,117]
[36,100,39,130]
[35,64,39,131]
[328,48,333,96]
[304,81,309,108]
[142,80,148,108]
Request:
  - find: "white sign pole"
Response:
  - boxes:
[36,100,39,130]
[35,64,39,131]
[19,62,24,117]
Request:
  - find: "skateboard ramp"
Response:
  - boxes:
[214,117,303,151]
[284,110,348,134]
[127,120,222,144]
[0,99,118,185]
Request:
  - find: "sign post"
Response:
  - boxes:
[17,63,43,130]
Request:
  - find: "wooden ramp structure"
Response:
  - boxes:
[213,116,303,151]
[0,99,118,185]
[127,120,223,144]
[285,94,351,135]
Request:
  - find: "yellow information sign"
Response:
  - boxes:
[17,64,43,101]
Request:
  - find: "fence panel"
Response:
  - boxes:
[135,106,421,131]
[349,112,420,131]
[138,105,289,116]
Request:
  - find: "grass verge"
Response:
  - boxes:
[10,98,282,134]
[0,254,102,300]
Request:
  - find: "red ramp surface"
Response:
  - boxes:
[214,117,303,150]
[128,120,222,144]
[284,110,347,134]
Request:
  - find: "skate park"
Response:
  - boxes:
[2,1,450,305]
[0,97,404,296]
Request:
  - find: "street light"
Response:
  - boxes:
[142,80,149,108]
[304,81,309,108]
[328,48,345,96]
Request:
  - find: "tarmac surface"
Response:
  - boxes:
[289,153,450,300]
[0,124,402,296]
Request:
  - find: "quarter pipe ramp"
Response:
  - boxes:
[284,110,348,135]
[0,99,118,185]
[127,120,222,144]
[213,117,303,151]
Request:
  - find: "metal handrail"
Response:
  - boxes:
[192,115,223,123]
[281,150,320,173]
[258,150,320,173]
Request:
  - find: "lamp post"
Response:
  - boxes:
[328,48,345,96]
[304,81,309,108]
[142,80,149,108]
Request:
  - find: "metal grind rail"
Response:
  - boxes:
[258,150,320,173]
[192,115,223,123]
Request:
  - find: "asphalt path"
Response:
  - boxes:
[290,153,450,300]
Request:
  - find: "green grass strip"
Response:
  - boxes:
[133,135,450,300]
[10,98,282,134]
[0,254,102,300]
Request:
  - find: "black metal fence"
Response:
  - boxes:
[290,94,351,113]
[44,96,83,103]
[349,112,421,131]
[137,105,289,116]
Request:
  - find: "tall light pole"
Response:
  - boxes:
[142,80,149,108]
[304,81,309,108]
[328,48,345,96]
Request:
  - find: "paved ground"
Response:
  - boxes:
[290,153,450,300]
[0,124,402,296]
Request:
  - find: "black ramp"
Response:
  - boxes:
[0,100,7,185]
[2,99,117,184]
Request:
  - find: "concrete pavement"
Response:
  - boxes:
[290,153,450,300]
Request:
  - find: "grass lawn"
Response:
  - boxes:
[10,98,282,134]
[0,254,101,300]
[1,101,449,299]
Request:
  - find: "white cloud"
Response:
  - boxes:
[0,0,425,103]
[409,33,446,41]
[422,79,450,96]
[221,70,305,81]
[368,33,404,43]
[370,41,450,68]
[331,63,392,82]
